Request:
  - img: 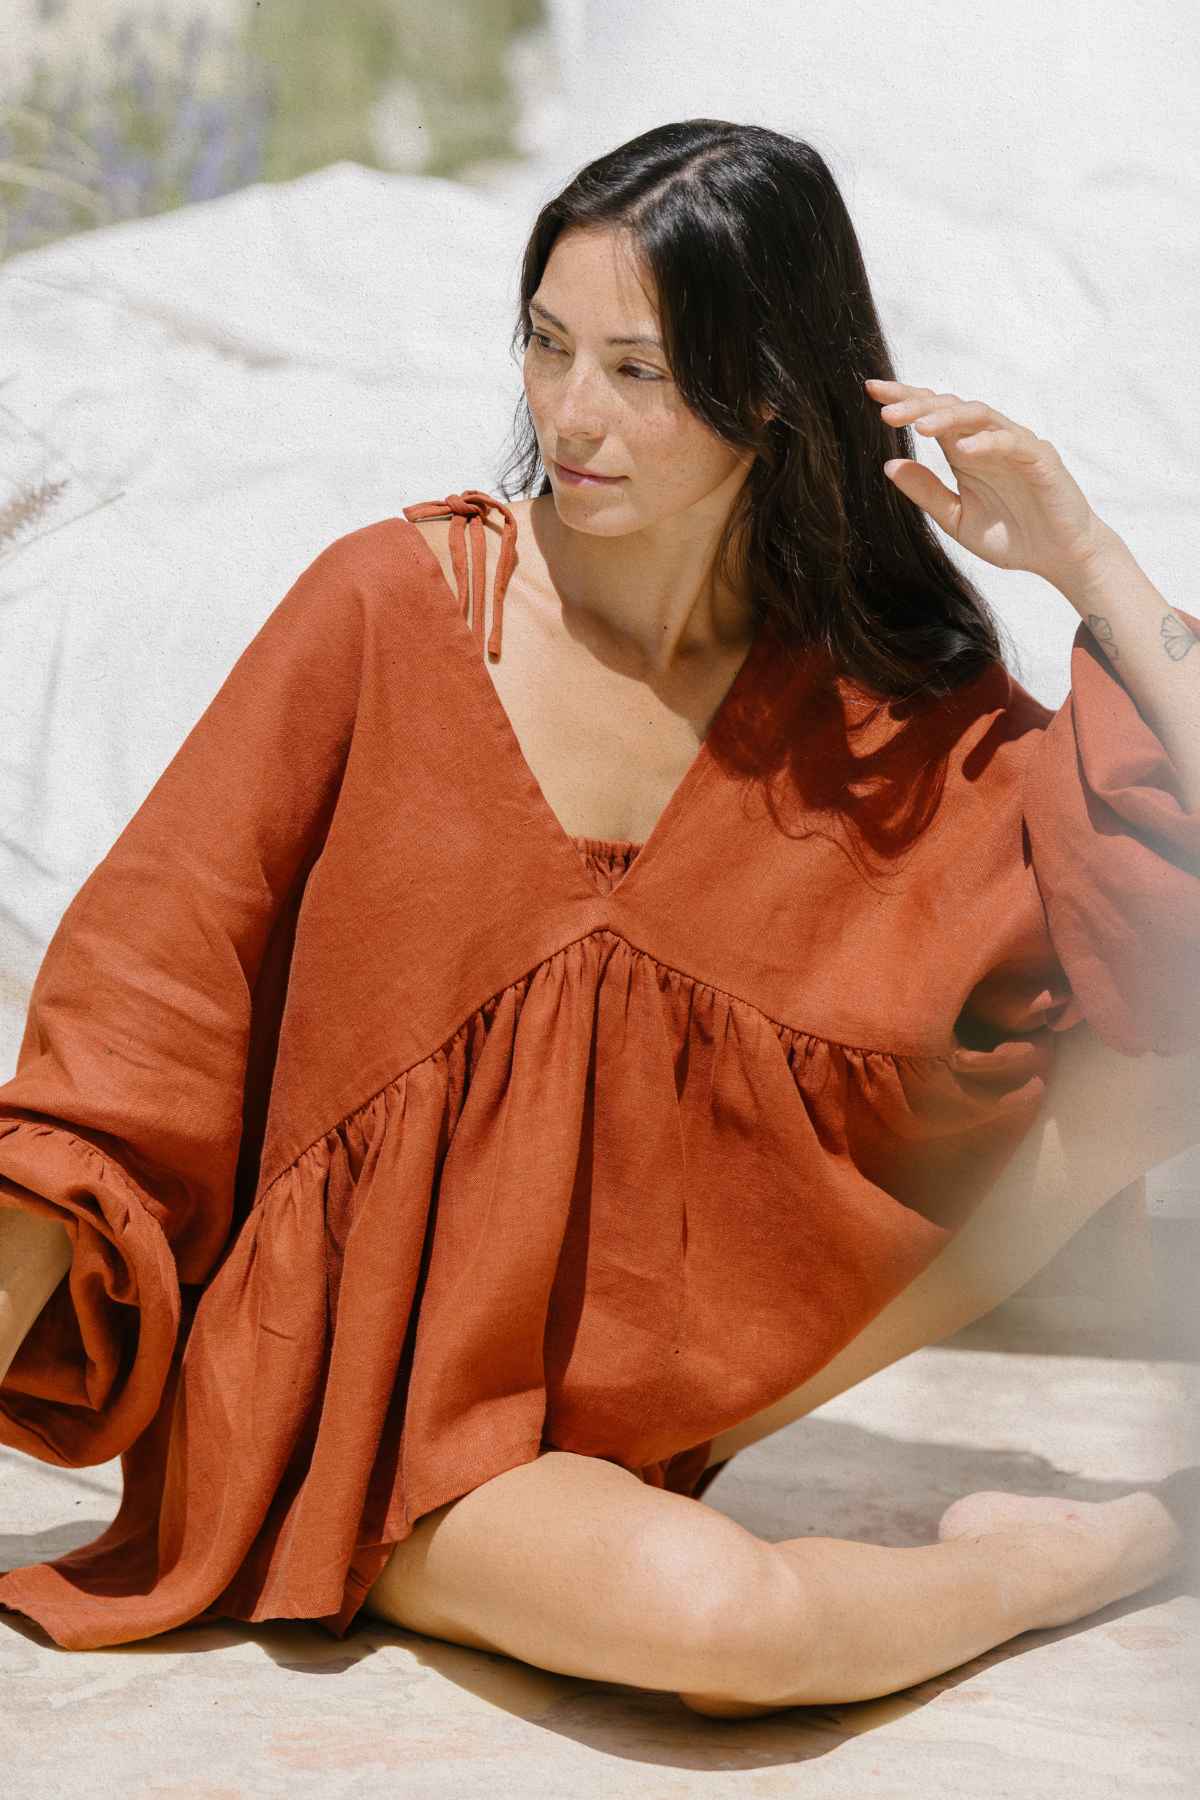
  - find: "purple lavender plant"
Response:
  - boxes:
[1,5,277,260]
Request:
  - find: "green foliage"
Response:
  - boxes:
[0,9,273,260]
[0,0,546,263]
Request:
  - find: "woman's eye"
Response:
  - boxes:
[528,332,662,382]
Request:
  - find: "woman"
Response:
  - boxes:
[0,120,1197,1716]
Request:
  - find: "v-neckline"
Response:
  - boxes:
[403,515,766,902]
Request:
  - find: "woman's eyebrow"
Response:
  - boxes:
[529,299,663,349]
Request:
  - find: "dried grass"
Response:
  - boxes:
[0,476,69,550]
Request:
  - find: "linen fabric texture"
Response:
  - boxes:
[1,490,1197,1650]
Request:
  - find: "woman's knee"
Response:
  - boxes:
[362,1448,776,1696]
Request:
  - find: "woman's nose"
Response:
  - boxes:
[550,365,610,434]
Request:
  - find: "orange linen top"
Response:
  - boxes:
[1,490,1198,1652]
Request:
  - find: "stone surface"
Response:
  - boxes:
[2,1330,1196,1798]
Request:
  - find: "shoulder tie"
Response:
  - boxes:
[402,490,518,660]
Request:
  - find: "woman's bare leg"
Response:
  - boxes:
[705,1022,1200,1470]
[680,1487,1183,1716]
[360,1029,1197,1710]
[361,1449,1184,1715]
[363,1450,779,1695]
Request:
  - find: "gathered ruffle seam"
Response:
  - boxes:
[255,929,967,1202]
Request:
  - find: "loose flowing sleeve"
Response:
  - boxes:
[0,532,367,1467]
[1019,603,1200,1056]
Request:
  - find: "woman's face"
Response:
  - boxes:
[523,227,755,539]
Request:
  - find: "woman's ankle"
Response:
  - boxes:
[1107,1491,1188,1597]
[1011,1497,1181,1633]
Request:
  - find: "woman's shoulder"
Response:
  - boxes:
[402,490,524,577]
[309,500,490,600]
[399,507,457,598]
[399,490,527,616]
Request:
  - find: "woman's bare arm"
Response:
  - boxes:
[0,1204,73,1386]
[708,1020,1200,1466]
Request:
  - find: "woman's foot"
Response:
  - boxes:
[935,1486,1188,1629]
[679,1476,1200,1721]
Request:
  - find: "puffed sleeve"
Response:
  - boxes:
[0,530,368,1467]
[1020,603,1200,1056]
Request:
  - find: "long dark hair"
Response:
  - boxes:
[496,119,1019,710]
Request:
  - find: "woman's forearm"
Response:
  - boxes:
[709,1012,1200,1468]
[1053,526,1200,812]
[0,1199,73,1385]
[706,1174,1074,1465]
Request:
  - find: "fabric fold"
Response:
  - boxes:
[0,526,371,1467]
[0,932,994,1648]
[1020,604,1200,1055]
[2,497,1196,1660]
[0,1125,179,1465]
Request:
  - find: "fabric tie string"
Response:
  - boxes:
[404,489,518,660]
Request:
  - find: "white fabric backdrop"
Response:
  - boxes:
[1,0,1197,1205]
[0,162,529,1049]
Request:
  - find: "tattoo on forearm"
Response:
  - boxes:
[1162,612,1198,662]
[1087,613,1119,662]
[1086,610,1196,666]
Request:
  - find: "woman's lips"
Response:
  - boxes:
[554,460,624,485]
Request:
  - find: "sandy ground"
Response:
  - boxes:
[2,1300,1197,1799]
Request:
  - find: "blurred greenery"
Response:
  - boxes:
[246,0,546,181]
[0,0,548,261]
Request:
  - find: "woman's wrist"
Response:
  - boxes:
[0,1204,73,1382]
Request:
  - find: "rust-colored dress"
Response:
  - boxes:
[1,491,1198,1651]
